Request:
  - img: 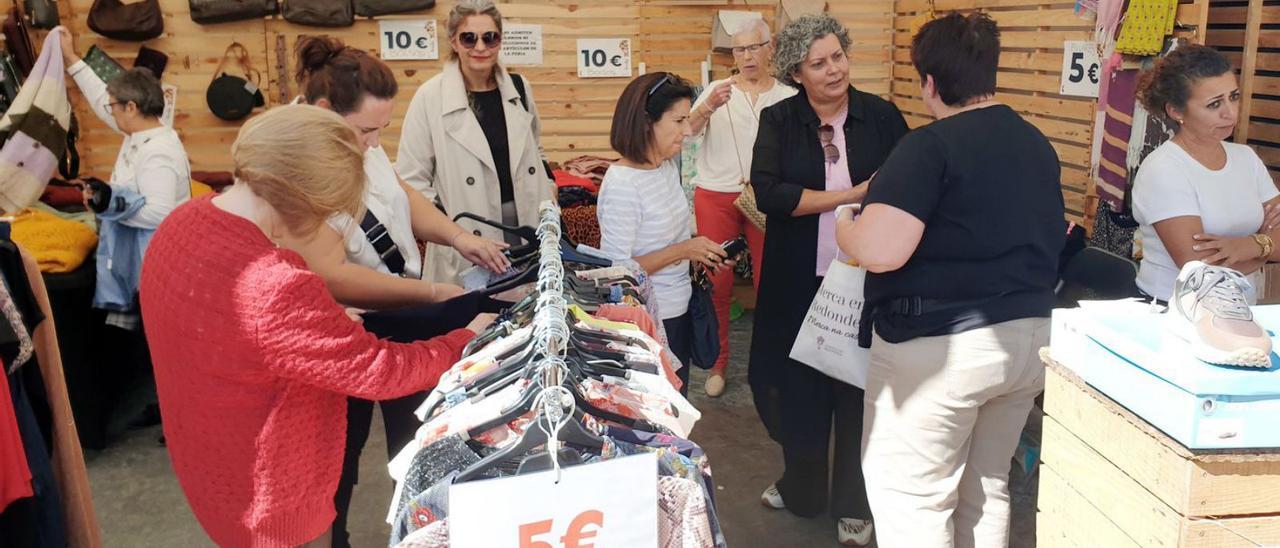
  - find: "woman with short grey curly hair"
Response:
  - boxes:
[746,13,908,547]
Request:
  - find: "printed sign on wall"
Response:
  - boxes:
[379,20,439,61]
[577,38,632,78]
[1060,41,1102,97]
[501,24,544,66]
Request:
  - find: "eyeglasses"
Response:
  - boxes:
[731,41,770,55]
[103,100,125,112]
[819,124,840,164]
[458,31,502,50]
[647,73,672,97]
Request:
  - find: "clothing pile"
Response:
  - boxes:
[386,204,722,548]
[555,168,603,248]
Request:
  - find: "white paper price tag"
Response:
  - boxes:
[379,19,439,61]
[577,38,632,78]
[450,453,658,548]
[501,24,544,66]
[1060,41,1101,98]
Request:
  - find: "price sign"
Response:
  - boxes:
[379,19,439,61]
[1060,41,1101,97]
[577,38,632,78]
[450,453,658,547]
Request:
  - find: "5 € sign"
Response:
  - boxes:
[450,453,658,547]
[1060,41,1101,98]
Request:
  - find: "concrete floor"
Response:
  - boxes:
[85,310,1038,547]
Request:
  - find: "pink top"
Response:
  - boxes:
[817,109,851,276]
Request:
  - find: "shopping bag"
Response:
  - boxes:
[788,259,870,388]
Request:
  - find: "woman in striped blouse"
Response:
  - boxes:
[596,72,731,395]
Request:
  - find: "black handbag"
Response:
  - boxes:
[22,0,59,30]
[88,0,164,42]
[687,265,721,369]
[354,0,434,17]
[189,0,278,25]
[206,43,265,121]
[134,45,168,79]
[281,0,354,27]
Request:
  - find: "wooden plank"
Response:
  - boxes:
[1040,417,1186,546]
[1043,366,1280,518]
[1234,0,1263,142]
[1038,465,1144,548]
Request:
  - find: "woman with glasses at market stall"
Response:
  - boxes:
[398,0,555,285]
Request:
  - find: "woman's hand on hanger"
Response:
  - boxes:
[454,231,511,273]
[54,26,80,67]
[466,313,499,334]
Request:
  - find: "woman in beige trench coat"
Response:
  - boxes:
[397,0,555,284]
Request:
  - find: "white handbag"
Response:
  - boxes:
[789,259,871,388]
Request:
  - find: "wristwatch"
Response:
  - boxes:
[1253,233,1274,259]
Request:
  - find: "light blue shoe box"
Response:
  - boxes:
[1049,305,1280,449]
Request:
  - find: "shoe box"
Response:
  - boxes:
[1049,304,1280,449]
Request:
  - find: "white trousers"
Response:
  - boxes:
[862,317,1049,548]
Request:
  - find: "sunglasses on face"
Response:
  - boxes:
[458,31,502,50]
[819,124,840,164]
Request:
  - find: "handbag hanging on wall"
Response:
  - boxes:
[354,0,435,17]
[281,0,354,27]
[3,6,37,78]
[189,0,279,25]
[88,0,163,42]
[206,43,265,121]
[22,0,60,30]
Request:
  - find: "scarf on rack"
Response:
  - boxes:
[0,30,70,214]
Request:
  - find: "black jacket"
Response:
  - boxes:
[746,86,909,390]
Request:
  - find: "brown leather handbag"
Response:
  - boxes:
[88,0,163,42]
[281,0,354,27]
[354,0,434,17]
[189,0,278,25]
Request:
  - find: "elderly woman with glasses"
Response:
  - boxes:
[398,0,554,285]
[747,14,907,546]
[688,17,796,398]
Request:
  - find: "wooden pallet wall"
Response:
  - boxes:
[891,0,1208,225]
[34,0,896,175]
[1207,0,1280,182]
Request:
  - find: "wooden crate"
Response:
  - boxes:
[1038,351,1280,547]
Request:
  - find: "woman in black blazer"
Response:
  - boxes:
[748,13,908,546]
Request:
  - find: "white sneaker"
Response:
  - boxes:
[1169,261,1272,368]
[760,484,785,509]
[838,518,874,546]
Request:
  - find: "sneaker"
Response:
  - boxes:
[837,518,874,546]
[760,484,785,509]
[704,372,726,398]
[1170,261,1272,368]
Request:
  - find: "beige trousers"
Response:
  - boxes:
[861,317,1049,548]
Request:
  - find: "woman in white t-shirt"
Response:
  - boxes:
[598,72,732,395]
[688,17,796,397]
[1133,45,1280,301]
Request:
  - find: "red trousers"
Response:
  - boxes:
[693,187,765,373]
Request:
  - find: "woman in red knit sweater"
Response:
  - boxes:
[139,104,494,547]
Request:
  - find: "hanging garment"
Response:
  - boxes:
[0,366,67,548]
[91,186,149,311]
[1096,69,1140,213]
[0,32,71,213]
[1115,0,1177,55]
[0,359,33,512]
[0,271,33,372]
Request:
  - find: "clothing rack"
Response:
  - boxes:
[524,201,580,476]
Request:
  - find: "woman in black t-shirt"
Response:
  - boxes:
[835,13,1065,547]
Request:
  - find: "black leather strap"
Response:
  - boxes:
[359,209,406,276]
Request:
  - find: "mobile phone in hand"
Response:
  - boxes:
[721,237,748,260]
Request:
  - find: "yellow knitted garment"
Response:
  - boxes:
[10,209,99,273]
[191,180,215,199]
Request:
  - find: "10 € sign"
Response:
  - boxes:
[449,453,658,547]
